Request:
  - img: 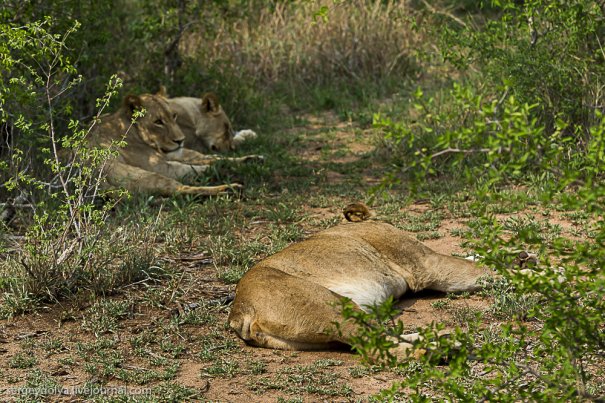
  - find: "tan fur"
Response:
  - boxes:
[89,93,261,196]
[229,220,491,355]
[166,94,237,153]
[156,86,252,153]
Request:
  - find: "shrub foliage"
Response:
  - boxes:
[363,0,605,400]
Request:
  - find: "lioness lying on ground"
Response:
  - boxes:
[89,93,262,196]
[157,86,257,153]
[228,206,491,357]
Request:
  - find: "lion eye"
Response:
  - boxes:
[154,118,164,126]
[172,113,178,122]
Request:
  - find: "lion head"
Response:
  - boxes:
[124,93,186,157]
[158,87,235,153]
[193,93,235,152]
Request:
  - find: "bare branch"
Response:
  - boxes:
[428,147,491,160]
[420,0,467,28]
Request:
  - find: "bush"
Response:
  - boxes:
[378,0,605,191]
[346,216,605,400]
[365,1,605,400]
[0,18,161,317]
[440,0,605,135]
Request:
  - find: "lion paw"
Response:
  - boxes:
[243,154,265,164]
[213,183,242,194]
[221,183,243,196]
[234,129,257,140]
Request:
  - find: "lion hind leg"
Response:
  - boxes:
[244,323,346,351]
[228,266,358,351]
[422,254,492,293]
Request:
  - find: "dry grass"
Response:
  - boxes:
[181,1,423,101]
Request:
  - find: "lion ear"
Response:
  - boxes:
[124,94,142,115]
[156,85,169,98]
[201,93,221,113]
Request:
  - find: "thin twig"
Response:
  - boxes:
[429,147,491,160]
[420,0,467,28]
[0,203,34,209]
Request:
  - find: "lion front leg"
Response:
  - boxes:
[175,148,264,166]
[164,161,208,178]
[106,161,241,197]
[138,154,210,180]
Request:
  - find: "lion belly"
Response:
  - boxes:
[326,275,408,311]
[260,235,410,311]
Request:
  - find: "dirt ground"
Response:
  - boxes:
[0,264,490,402]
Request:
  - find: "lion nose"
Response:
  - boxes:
[175,139,184,147]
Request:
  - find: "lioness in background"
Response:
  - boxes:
[89,93,261,196]
[157,87,257,153]
[229,206,491,356]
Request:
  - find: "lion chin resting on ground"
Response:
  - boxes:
[228,206,492,358]
[157,86,257,153]
[89,93,262,196]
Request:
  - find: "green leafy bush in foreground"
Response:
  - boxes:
[347,204,605,400]
[345,192,605,399]
[368,77,605,402]
[362,2,605,399]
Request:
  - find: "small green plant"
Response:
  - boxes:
[9,352,38,369]
[416,231,442,241]
[40,337,65,355]
[348,365,381,378]
[430,299,449,310]
[21,369,60,399]
[150,383,202,402]
[248,360,268,375]
[58,356,75,366]
[248,359,352,397]
[81,299,132,336]
[198,330,239,361]
[203,359,241,378]
[336,296,402,366]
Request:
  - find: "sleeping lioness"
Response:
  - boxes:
[228,207,491,356]
[89,93,262,196]
[156,87,256,153]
